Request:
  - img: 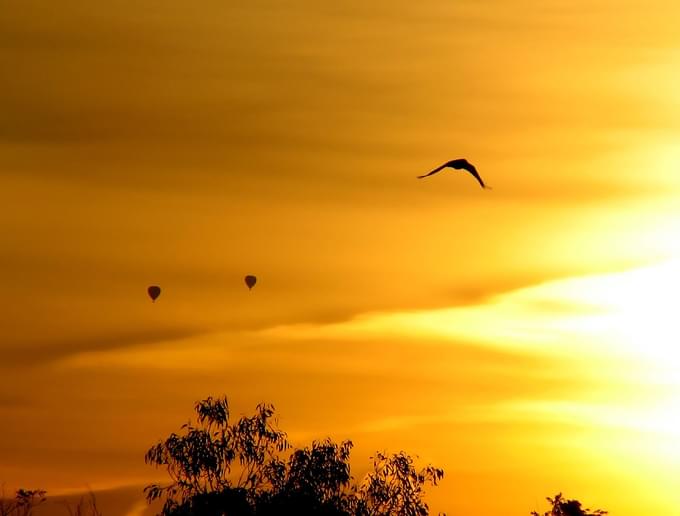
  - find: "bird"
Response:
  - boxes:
[417,158,488,189]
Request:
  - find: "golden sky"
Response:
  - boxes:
[2,1,680,514]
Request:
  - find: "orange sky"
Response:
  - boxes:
[2,1,680,515]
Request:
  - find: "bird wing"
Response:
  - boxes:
[460,163,487,189]
[417,163,449,179]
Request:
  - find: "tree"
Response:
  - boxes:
[145,396,444,516]
[531,493,607,516]
[144,396,287,515]
[256,438,354,516]
[0,489,46,516]
[353,452,444,516]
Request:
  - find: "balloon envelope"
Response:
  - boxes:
[244,275,257,290]
[148,285,161,302]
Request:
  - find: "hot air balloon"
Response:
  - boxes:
[148,285,161,302]
[244,275,257,290]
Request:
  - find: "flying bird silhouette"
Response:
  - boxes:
[417,158,488,189]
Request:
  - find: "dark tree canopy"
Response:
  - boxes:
[0,399,612,516]
[0,489,46,516]
[144,396,444,516]
[531,493,608,516]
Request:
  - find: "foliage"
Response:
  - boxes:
[144,396,288,514]
[0,489,46,516]
[353,452,444,516]
[531,493,607,516]
[0,400,611,516]
[145,396,444,515]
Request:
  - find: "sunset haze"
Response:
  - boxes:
[2,1,680,515]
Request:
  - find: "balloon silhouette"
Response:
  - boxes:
[244,275,257,290]
[148,285,161,302]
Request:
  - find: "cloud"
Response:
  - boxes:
[0,326,208,368]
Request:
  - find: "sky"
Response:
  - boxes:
[2,1,680,514]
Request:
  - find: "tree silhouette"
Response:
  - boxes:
[353,451,444,516]
[0,489,46,516]
[531,493,607,516]
[144,396,287,515]
[144,396,444,516]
